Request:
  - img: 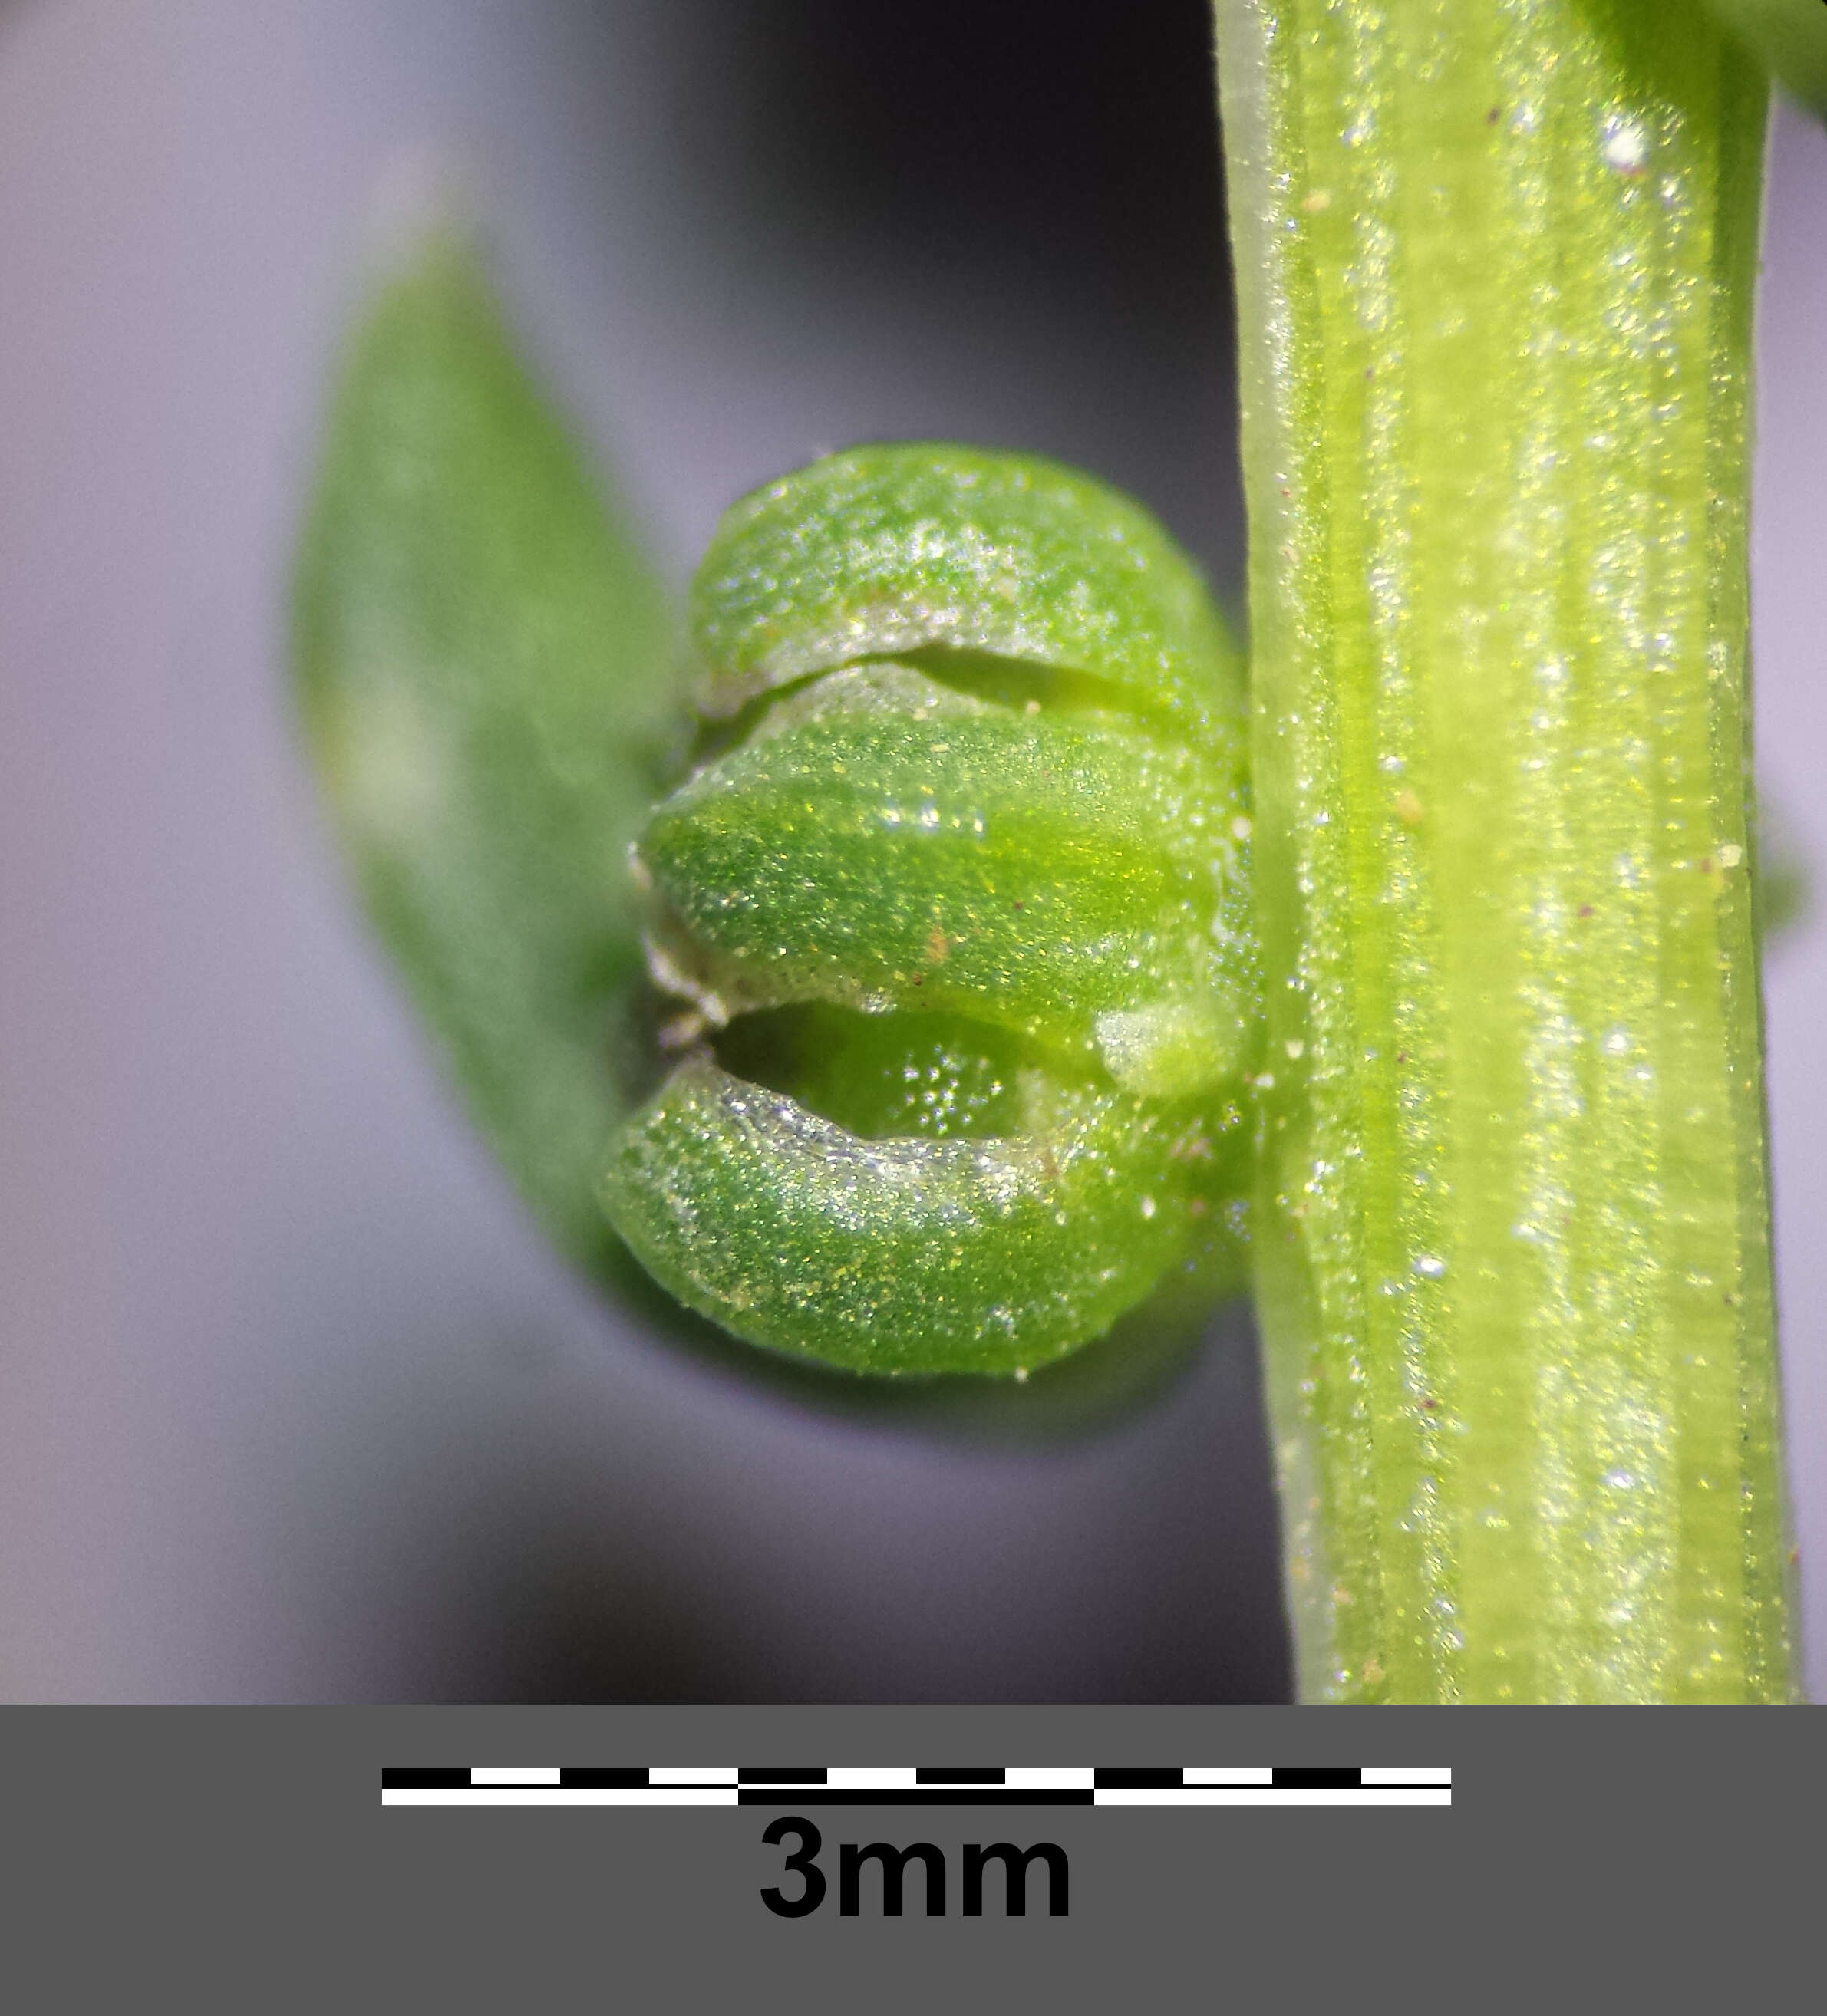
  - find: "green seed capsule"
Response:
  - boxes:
[688,442,1245,750]
[602,444,1256,1375]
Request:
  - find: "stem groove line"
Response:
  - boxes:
[1215,0,1797,1701]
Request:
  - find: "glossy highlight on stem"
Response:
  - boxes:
[1216,0,1798,1699]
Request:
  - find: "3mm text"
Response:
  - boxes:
[759,1817,1068,1917]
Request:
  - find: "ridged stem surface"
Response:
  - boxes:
[1215,0,1798,1699]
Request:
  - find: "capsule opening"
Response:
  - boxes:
[714,1002,1050,1142]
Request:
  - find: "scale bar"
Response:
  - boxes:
[381,1765,1452,1810]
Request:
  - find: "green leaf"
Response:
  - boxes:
[292,239,673,1277]
[1702,0,1827,111]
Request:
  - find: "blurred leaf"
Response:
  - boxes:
[1701,0,1827,111]
[292,239,674,1280]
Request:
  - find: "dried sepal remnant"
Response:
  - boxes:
[602,445,1258,1375]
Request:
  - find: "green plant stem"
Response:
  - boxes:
[1215,0,1798,1699]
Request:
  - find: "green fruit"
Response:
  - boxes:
[602,446,1256,1375]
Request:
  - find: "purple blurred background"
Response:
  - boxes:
[0,0,1819,1701]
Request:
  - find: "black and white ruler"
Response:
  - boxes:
[382,1766,1450,1808]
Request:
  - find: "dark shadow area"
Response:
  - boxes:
[628,0,1247,598]
[389,1300,1288,1703]
[695,0,1230,292]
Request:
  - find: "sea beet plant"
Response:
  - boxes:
[295,0,1820,1699]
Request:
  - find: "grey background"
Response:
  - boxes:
[4,1706,1815,2004]
[0,0,1821,1703]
